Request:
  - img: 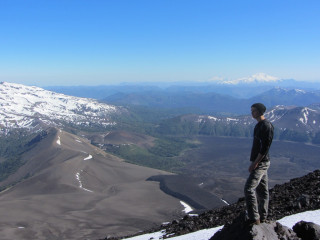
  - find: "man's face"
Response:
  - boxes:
[251,107,260,119]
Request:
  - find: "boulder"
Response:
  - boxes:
[210,214,300,240]
[293,221,320,240]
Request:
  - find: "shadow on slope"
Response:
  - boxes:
[147,175,227,212]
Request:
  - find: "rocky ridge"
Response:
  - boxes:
[163,169,320,238]
[104,169,320,239]
[209,214,320,240]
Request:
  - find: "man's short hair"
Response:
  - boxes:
[251,103,266,115]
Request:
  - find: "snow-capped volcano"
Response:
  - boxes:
[220,73,280,85]
[0,82,123,131]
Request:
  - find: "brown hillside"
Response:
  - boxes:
[0,128,183,240]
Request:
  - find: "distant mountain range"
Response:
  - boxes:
[102,87,320,115]
[207,104,320,133]
[45,74,320,100]
[251,88,320,107]
[155,105,320,144]
[2,82,320,141]
[43,76,320,115]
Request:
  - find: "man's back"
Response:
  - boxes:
[250,119,274,162]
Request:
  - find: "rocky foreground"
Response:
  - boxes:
[102,169,320,239]
[210,213,320,240]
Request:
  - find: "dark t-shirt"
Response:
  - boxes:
[250,119,274,162]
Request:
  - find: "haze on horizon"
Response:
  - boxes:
[0,0,319,87]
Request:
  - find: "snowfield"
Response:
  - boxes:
[0,82,119,130]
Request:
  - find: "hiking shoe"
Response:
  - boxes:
[260,219,269,223]
[245,219,260,226]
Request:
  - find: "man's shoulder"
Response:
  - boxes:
[258,119,274,130]
[262,119,272,124]
[264,119,273,127]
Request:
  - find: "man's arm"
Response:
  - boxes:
[249,153,265,172]
[259,122,274,158]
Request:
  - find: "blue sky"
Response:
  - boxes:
[0,0,319,86]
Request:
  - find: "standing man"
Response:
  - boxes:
[244,103,274,225]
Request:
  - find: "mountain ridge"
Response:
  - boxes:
[45,77,320,101]
[101,87,320,115]
[155,105,320,143]
[0,82,126,132]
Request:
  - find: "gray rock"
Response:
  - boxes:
[210,214,300,240]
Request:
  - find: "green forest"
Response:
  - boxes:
[103,137,197,172]
[0,130,46,182]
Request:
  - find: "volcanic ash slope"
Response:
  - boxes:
[0,128,183,240]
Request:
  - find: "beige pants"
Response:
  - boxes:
[244,161,270,221]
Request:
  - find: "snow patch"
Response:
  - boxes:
[123,226,223,240]
[278,209,320,229]
[226,118,238,122]
[294,89,306,94]
[123,230,166,240]
[221,199,230,205]
[75,171,93,193]
[180,201,193,214]
[56,136,61,145]
[207,116,218,121]
[123,209,320,240]
[84,155,93,161]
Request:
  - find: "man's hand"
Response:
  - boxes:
[249,153,264,172]
[249,161,259,172]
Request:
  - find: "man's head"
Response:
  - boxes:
[251,103,266,119]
